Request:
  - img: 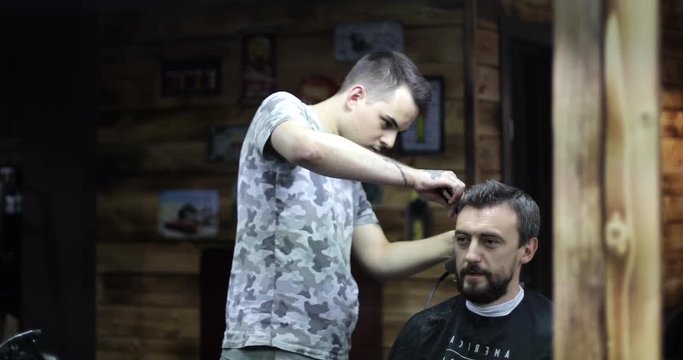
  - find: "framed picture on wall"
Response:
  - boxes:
[161,57,222,97]
[398,76,445,155]
[158,190,220,239]
[241,33,276,105]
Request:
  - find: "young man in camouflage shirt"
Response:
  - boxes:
[221,51,466,360]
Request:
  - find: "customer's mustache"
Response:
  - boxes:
[459,264,490,277]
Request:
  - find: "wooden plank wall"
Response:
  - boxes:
[95,1,466,359]
[471,0,552,183]
[473,14,502,182]
[661,0,683,314]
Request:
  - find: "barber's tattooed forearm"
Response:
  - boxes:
[395,164,408,186]
[383,157,408,186]
[427,170,441,180]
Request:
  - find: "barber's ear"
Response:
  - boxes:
[346,85,366,108]
[520,237,538,264]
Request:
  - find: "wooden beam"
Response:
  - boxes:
[553,0,606,357]
[603,0,661,358]
[554,0,661,358]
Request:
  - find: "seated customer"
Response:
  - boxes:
[389,180,552,360]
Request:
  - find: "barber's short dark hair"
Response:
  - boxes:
[339,50,432,114]
[455,180,541,247]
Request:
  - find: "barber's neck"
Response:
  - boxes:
[309,95,344,136]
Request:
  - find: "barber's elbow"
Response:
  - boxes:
[286,140,325,167]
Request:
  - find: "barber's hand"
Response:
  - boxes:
[413,170,465,218]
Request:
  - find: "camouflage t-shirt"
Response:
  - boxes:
[222,92,379,360]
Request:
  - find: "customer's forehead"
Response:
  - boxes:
[455,204,518,230]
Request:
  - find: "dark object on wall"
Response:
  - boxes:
[334,21,404,62]
[404,193,432,241]
[398,76,445,155]
[297,75,338,105]
[241,34,276,105]
[207,125,248,163]
[161,57,222,97]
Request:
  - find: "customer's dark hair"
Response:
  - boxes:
[455,180,540,247]
[339,50,432,114]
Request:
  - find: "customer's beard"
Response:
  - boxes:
[455,264,513,305]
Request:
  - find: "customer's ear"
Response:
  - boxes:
[520,237,538,264]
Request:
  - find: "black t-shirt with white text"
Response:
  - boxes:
[389,289,552,360]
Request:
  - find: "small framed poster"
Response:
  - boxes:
[158,190,220,239]
[241,33,276,105]
[161,57,221,97]
[398,76,445,155]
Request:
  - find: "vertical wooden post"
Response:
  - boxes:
[553,0,606,357]
[603,0,661,359]
[554,0,661,358]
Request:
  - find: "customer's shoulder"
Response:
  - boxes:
[409,295,464,322]
[523,288,552,308]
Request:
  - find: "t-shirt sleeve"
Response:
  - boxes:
[353,182,378,226]
[251,92,309,156]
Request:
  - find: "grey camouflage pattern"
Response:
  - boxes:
[222,92,378,360]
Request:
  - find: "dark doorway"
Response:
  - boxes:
[500,17,553,299]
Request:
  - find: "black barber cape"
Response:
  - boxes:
[388,289,552,360]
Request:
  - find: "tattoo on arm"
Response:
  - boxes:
[383,157,408,186]
[427,170,441,180]
[395,163,408,187]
